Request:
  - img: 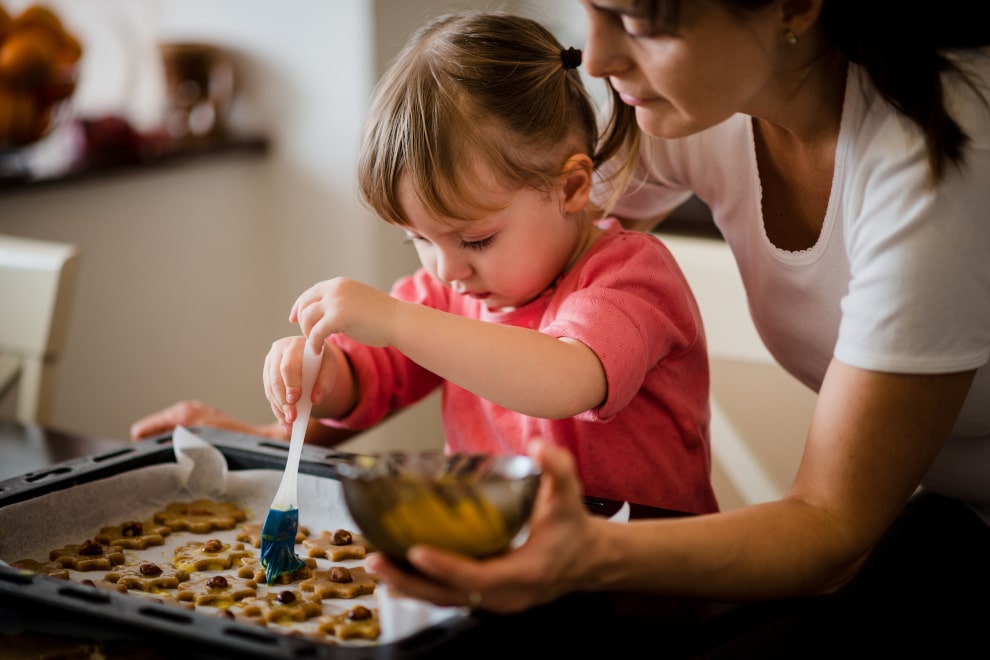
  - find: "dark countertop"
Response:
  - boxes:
[0,418,127,481]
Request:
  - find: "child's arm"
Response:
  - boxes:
[394,301,606,418]
[291,277,606,420]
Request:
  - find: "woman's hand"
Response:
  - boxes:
[129,400,285,442]
[366,439,601,613]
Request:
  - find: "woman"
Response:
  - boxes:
[366,0,990,654]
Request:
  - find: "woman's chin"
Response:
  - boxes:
[635,107,717,140]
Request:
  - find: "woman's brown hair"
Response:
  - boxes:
[599,0,990,193]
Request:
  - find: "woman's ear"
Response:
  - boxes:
[780,0,824,40]
[560,154,593,214]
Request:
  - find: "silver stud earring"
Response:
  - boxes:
[784,29,798,45]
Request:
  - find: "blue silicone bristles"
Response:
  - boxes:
[260,507,305,585]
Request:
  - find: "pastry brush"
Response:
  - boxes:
[260,341,322,585]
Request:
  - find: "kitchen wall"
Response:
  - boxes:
[0,0,813,509]
[1,0,455,451]
[0,0,583,452]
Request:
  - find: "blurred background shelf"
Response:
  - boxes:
[0,129,270,194]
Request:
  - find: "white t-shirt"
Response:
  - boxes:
[601,52,990,524]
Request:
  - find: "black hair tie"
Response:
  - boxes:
[561,47,582,70]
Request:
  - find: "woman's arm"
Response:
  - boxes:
[592,363,972,600]
[368,360,974,610]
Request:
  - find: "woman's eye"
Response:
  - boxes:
[621,17,674,38]
[620,17,651,36]
[460,236,495,251]
[590,2,669,38]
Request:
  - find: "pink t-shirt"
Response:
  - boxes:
[323,219,716,513]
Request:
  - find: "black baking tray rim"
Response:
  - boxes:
[0,427,481,659]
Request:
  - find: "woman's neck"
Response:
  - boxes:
[751,39,848,147]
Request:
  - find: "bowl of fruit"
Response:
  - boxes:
[0,3,82,151]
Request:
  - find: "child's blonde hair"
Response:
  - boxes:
[358,10,601,226]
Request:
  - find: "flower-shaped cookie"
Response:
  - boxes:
[49,539,125,571]
[174,538,251,573]
[105,561,190,592]
[236,522,310,548]
[315,605,380,641]
[11,558,70,579]
[302,529,368,561]
[300,565,376,600]
[177,573,257,608]
[234,589,323,625]
[153,499,247,533]
[236,556,317,585]
[95,519,171,549]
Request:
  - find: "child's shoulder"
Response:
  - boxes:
[575,220,682,285]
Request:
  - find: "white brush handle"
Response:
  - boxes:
[272,342,322,510]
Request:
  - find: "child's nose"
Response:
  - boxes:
[435,250,470,284]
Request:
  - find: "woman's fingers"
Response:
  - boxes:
[365,440,588,614]
[366,552,476,608]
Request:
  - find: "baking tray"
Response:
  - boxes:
[0,427,481,659]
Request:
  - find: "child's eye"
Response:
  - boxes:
[460,235,495,251]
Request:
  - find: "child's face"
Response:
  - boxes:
[397,171,588,312]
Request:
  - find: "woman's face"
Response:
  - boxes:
[580,0,781,138]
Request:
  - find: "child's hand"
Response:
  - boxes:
[290,277,400,351]
[266,277,386,430]
[263,335,330,429]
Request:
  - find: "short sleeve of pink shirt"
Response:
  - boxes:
[538,219,706,422]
